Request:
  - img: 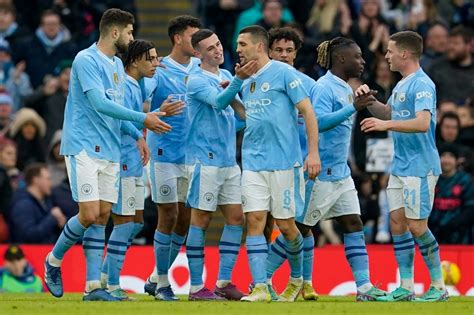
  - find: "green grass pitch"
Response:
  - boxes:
[1,294,473,315]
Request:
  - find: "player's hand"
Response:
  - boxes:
[235,60,258,80]
[160,96,185,116]
[355,84,370,96]
[136,137,150,166]
[360,117,389,132]
[220,80,230,89]
[354,90,377,111]
[50,207,66,228]
[304,152,321,180]
[144,111,172,134]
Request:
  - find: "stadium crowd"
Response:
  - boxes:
[0,0,473,248]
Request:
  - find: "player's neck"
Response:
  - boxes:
[256,55,271,72]
[126,68,142,82]
[200,62,219,74]
[330,68,349,82]
[169,49,191,65]
[399,62,420,79]
[96,38,117,58]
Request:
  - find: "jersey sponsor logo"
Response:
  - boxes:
[204,192,215,204]
[105,88,125,102]
[160,185,171,196]
[416,91,432,100]
[127,197,136,209]
[250,82,256,93]
[244,99,271,114]
[81,184,93,195]
[261,82,270,92]
[392,109,412,118]
[289,78,303,89]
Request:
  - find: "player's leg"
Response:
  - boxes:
[186,164,223,301]
[296,222,318,301]
[271,167,305,302]
[241,171,271,302]
[377,175,416,302]
[404,175,447,302]
[45,152,100,298]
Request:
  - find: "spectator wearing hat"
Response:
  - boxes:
[9,163,66,244]
[0,92,12,135]
[0,245,43,292]
[8,107,46,171]
[0,42,33,111]
[429,145,474,244]
[46,129,66,187]
[25,60,71,144]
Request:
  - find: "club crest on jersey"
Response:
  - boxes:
[398,92,406,102]
[250,82,256,93]
[113,73,119,84]
[261,82,270,92]
[348,94,353,103]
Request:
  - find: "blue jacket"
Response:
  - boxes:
[9,189,59,243]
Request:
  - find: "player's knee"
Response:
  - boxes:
[389,213,408,234]
[225,211,244,226]
[407,220,427,238]
[340,215,363,233]
[79,211,99,227]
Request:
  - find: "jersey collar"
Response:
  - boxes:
[327,71,351,89]
[249,60,273,80]
[201,68,222,81]
[166,56,196,73]
[126,74,139,87]
[93,43,115,65]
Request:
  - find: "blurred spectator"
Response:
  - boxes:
[51,176,77,221]
[437,99,458,122]
[306,0,353,42]
[407,0,445,37]
[0,137,11,242]
[0,136,20,191]
[9,163,66,243]
[420,22,449,70]
[255,0,287,30]
[367,56,396,102]
[428,26,473,104]
[358,174,380,243]
[0,42,32,111]
[46,129,66,187]
[0,92,12,135]
[0,245,43,292]
[8,108,46,171]
[430,145,474,244]
[458,100,474,148]
[0,4,30,58]
[16,10,76,88]
[436,111,471,163]
[375,173,391,243]
[25,60,70,144]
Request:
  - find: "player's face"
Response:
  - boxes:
[345,44,365,78]
[116,24,134,53]
[269,39,297,66]
[197,34,224,67]
[440,152,457,174]
[138,48,159,78]
[385,40,403,72]
[236,33,258,65]
[177,27,200,57]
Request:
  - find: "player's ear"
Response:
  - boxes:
[174,33,182,45]
[111,26,119,39]
[193,48,201,59]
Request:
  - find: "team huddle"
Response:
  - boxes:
[42,8,448,303]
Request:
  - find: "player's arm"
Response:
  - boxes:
[361,110,431,133]
[355,84,391,120]
[313,85,356,132]
[230,99,246,120]
[296,98,321,179]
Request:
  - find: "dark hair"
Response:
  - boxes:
[449,25,473,44]
[239,25,269,51]
[440,111,461,128]
[168,15,202,45]
[0,4,16,16]
[389,31,423,58]
[24,162,47,186]
[123,39,155,68]
[262,0,283,10]
[191,29,215,50]
[40,9,60,23]
[99,8,135,35]
[4,245,25,261]
[316,37,356,69]
[438,143,459,159]
[268,27,302,51]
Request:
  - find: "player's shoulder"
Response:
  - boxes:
[220,68,233,79]
[73,47,96,66]
[271,60,297,73]
[296,71,316,87]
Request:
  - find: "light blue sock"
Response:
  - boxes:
[170,232,186,267]
[414,230,443,282]
[218,224,242,281]
[285,233,303,279]
[246,235,268,284]
[107,222,134,286]
[266,234,287,279]
[392,232,415,283]
[344,231,370,288]
[303,235,314,281]
[186,226,205,286]
[154,231,171,277]
[52,215,87,260]
[128,222,144,247]
[83,224,106,282]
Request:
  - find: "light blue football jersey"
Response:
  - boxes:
[60,43,126,162]
[295,71,317,159]
[389,68,441,177]
[185,68,238,167]
[240,60,308,171]
[314,71,356,181]
[120,75,145,177]
[146,56,201,164]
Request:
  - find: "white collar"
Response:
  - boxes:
[94,43,115,65]
[328,71,351,89]
[201,68,222,81]
[126,74,139,87]
[166,56,195,73]
[250,60,273,79]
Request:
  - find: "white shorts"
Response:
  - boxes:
[112,176,145,216]
[186,164,241,211]
[297,176,360,226]
[149,161,188,204]
[241,167,304,220]
[65,150,119,203]
[387,174,438,219]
